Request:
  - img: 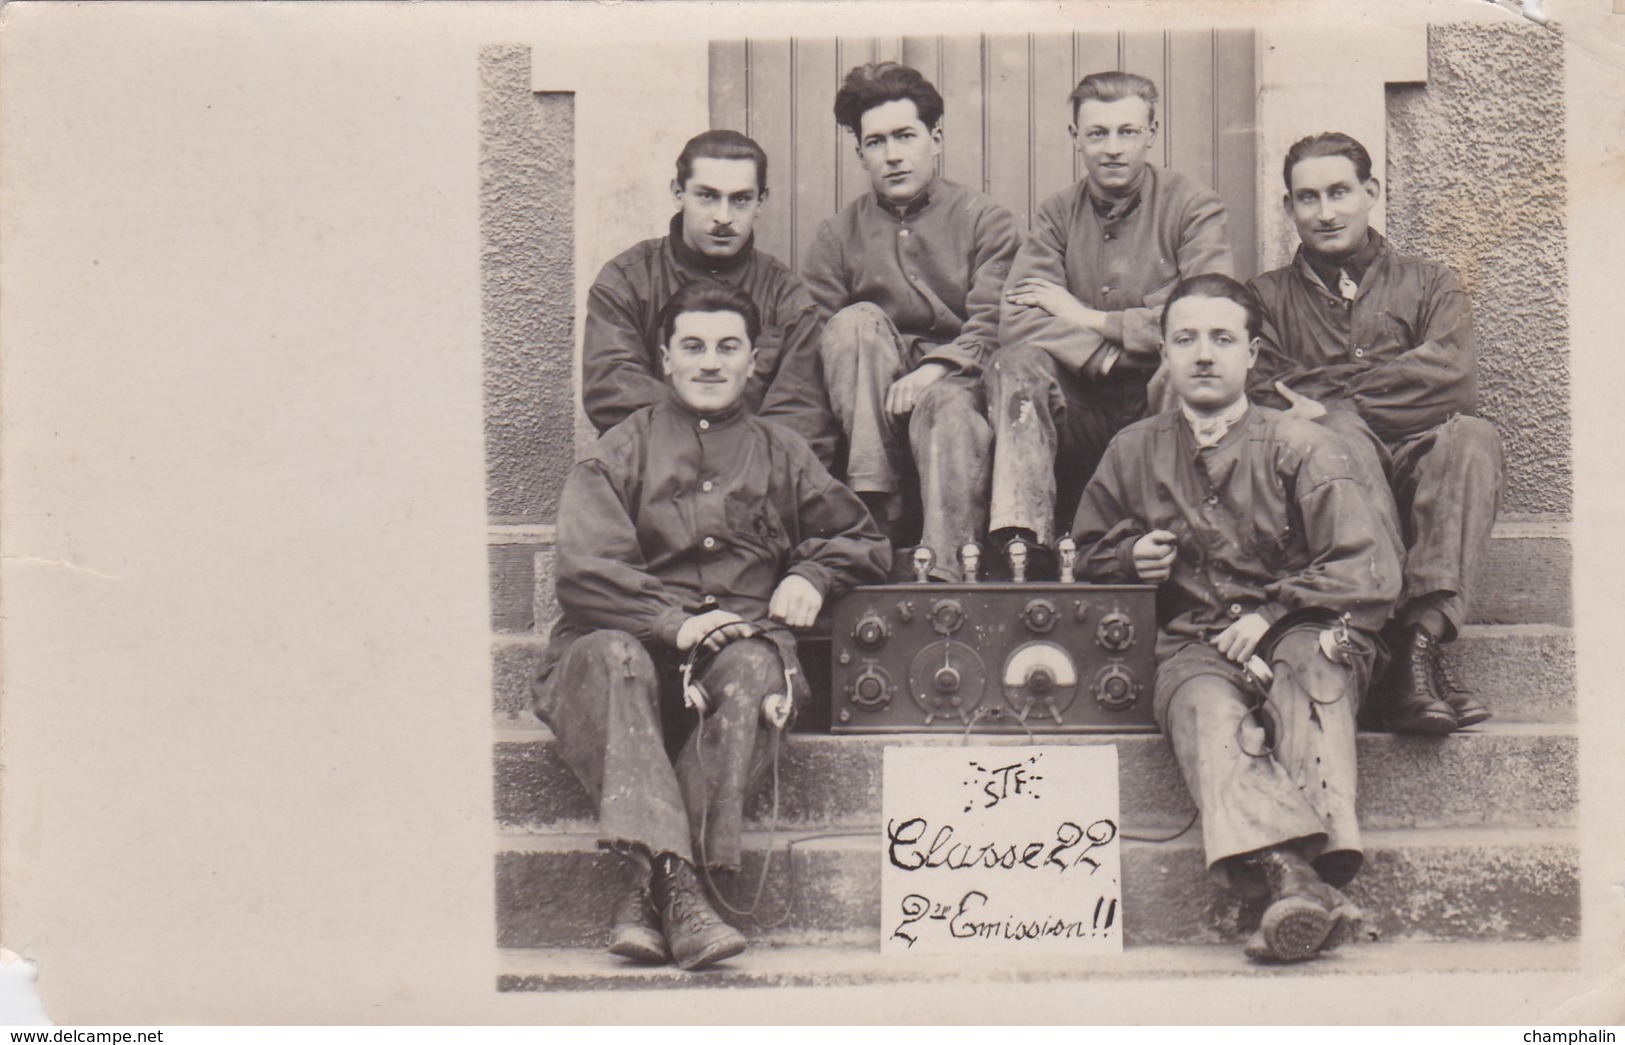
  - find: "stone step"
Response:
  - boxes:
[496,938,1580,994]
[494,826,1578,949]
[495,719,1577,833]
[1475,517,1571,627]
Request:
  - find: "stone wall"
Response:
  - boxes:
[1387,22,1568,515]
[481,45,575,526]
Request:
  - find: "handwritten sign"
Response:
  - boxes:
[880,745,1123,955]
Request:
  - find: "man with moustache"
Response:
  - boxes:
[1072,274,1399,963]
[985,71,1234,573]
[534,281,889,971]
[1248,132,1504,734]
[801,62,1021,580]
[582,129,837,466]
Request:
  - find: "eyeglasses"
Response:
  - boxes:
[1077,126,1149,146]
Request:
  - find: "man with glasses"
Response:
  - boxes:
[984,71,1234,574]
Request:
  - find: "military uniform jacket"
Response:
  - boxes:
[582,215,838,466]
[999,166,1233,374]
[1070,405,1400,652]
[800,179,1021,376]
[1247,232,1479,441]
[541,392,891,681]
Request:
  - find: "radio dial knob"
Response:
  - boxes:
[1097,612,1136,651]
[1093,664,1139,711]
[853,613,890,650]
[1026,666,1055,695]
[933,666,961,693]
[850,666,893,710]
[1022,598,1057,633]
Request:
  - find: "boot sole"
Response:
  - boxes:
[673,930,748,972]
[1253,897,1334,962]
[608,927,669,965]
[1389,709,1458,735]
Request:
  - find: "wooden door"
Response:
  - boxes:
[710,31,1259,280]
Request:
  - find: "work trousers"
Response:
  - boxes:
[533,630,794,870]
[1322,411,1504,637]
[819,303,991,579]
[1155,627,1374,892]
[984,343,1149,546]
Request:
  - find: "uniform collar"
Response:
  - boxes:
[667,213,754,276]
[1301,229,1385,295]
[1179,396,1251,449]
[1087,166,1149,221]
[663,386,747,430]
[874,177,937,221]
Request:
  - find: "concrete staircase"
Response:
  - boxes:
[491,514,1576,990]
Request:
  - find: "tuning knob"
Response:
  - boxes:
[849,665,894,710]
[928,598,966,636]
[1021,598,1058,634]
[852,612,890,651]
[1097,612,1136,651]
[1093,664,1139,711]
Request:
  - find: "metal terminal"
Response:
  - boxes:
[1057,537,1078,583]
[911,546,935,584]
[1006,537,1028,584]
[959,542,981,584]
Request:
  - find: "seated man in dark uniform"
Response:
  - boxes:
[531,281,890,971]
[1249,132,1505,734]
[1072,274,1400,962]
[582,129,837,467]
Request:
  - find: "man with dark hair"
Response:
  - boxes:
[801,62,1021,580]
[1249,131,1504,734]
[581,129,837,466]
[533,280,889,970]
[1072,273,1399,963]
[985,70,1235,571]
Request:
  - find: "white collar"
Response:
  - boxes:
[1180,397,1250,449]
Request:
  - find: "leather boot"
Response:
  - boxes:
[652,853,747,971]
[607,863,667,964]
[1241,846,1364,963]
[1433,652,1492,729]
[1385,625,1458,735]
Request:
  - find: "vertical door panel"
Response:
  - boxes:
[1167,30,1217,192]
[747,39,795,264]
[793,37,839,268]
[985,34,1032,225]
[713,30,1255,271]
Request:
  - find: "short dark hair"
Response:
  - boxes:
[658,280,762,347]
[833,62,944,138]
[1282,132,1373,191]
[1068,71,1159,126]
[1161,273,1263,343]
[674,129,768,192]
